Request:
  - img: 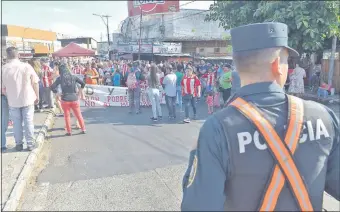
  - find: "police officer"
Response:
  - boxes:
[181,22,339,211]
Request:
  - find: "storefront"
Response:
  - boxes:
[116,41,185,62]
[1,24,59,58]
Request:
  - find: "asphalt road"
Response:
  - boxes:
[19,103,207,211]
[18,100,339,211]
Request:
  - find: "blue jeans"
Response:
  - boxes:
[183,94,197,119]
[165,95,176,117]
[128,87,141,113]
[1,96,9,148]
[9,105,35,146]
[176,86,182,111]
[317,88,329,98]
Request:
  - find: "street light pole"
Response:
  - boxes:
[93,13,112,57]
[138,10,143,61]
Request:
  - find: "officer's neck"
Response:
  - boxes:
[240,74,276,87]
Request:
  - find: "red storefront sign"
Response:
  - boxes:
[127,0,179,17]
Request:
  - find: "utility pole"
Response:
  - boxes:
[138,10,143,61]
[93,13,112,56]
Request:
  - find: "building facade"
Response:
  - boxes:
[119,9,231,61]
[1,24,61,59]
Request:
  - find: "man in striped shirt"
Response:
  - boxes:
[72,63,84,75]
[181,66,201,123]
[40,58,54,109]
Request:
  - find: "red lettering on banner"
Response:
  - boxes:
[103,102,110,107]
[86,96,99,101]
[84,100,96,107]
[107,96,129,107]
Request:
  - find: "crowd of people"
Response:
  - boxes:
[1,46,242,151]
[4,45,329,152]
[53,58,241,123]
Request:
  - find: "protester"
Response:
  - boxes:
[50,64,86,136]
[163,64,177,119]
[317,82,332,100]
[41,58,55,109]
[72,62,84,75]
[97,63,105,85]
[126,62,143,114]
[113,69,121,86]
[288,63,306,97]
[181,66,201,123]
[53,62,64,116]
[206,67,215,93]
[175,64,184,112]
[28,59,44,112]
[2,47,40,151]
[84,62,99,85]
[1,87,9,152]
[206,91,214,114]
[147,65,162,121]
[218,64,232,104]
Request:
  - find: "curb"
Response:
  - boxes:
[2,108,56,211]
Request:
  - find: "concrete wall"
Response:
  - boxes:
[121,9,229,42]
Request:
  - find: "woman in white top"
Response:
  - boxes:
[288,63,306,97]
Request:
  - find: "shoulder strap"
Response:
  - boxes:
[230,96,313,211]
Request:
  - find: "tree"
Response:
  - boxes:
[205,1,340,55]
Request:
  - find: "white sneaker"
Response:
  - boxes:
[183,118,191,123]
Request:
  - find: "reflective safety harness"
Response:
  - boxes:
[230,95,314,211]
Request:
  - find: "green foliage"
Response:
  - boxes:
[205,1,340,54]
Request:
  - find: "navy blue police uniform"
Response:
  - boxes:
[181,22,340,211]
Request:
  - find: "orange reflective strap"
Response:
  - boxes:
[258,95,306,211]
[230,97,313,211]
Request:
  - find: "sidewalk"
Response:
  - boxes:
[1,109,55,211]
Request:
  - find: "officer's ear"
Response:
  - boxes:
[271,57,281,76]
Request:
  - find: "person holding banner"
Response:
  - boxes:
[126,62,144,114]
[50,64,86,136]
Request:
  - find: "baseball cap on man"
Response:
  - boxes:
[230,22,299,57]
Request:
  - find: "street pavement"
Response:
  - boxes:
[18,103,207,211]
[18,99,339,211]
[1,111,51,209]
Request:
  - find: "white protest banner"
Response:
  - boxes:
[80,84,166,107]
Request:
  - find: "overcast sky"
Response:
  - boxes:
[2,1,213,41]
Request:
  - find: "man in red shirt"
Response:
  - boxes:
[40,58,54,109]
[181,66,201,123]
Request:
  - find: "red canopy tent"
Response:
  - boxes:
[52,42,95,57]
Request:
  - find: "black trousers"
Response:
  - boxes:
[221,88,231,103]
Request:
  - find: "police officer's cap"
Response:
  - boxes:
[230,22,299,57]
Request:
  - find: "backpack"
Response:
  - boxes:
[126,72,137,89]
